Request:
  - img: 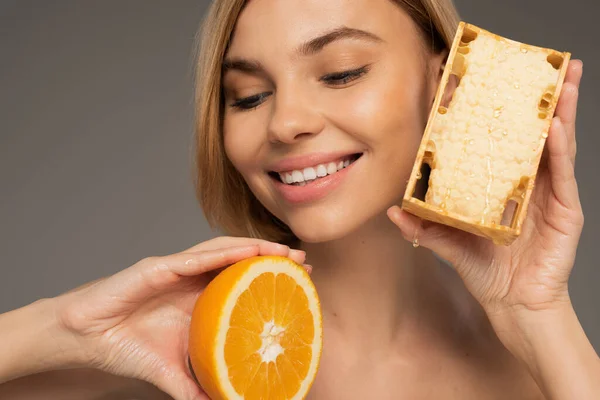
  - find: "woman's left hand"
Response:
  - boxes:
[388,60,584,345]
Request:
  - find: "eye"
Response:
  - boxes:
[230,92,272,110]
[320,65,370,86]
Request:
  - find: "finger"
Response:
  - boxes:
[387,205,497,294]
[555,83,578,163]
[188,238,305,265]
[183,237,305,264]
[554,82,580,164]
[151,365,208,400]
[115,244,305,302]
[89,244,293,317]
[184,236,285,253]
[169,245,263,276]
[288,249,307,265]
[177,244,305,276]
[546,116,581,211]
[387,206,477,268]
[564,59,583,88]
[107,245,264,299]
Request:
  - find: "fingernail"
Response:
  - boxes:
[553,116,562,126]
[289,249,306,257]
[387,207,400,222]
[303,264,313,274]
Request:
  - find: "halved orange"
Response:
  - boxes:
[189,255,323,400]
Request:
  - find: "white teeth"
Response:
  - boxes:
[316,165,327,177]
[278,156,358,186]
[303,167,317,180]
[292,170,304,183]
[280,172,294,184]
[326,162,337,175]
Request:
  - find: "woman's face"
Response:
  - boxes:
[222,0,444,242]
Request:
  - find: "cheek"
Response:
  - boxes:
[328,63,429,160]
[223,116,264,177]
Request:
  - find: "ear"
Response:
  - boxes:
[427,50,458,107]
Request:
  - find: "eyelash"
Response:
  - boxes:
[320,65,370,86]
[230,92,272,111]
[229,65,370,111]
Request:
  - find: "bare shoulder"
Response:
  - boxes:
[311,352,545,400]
[0,368,173,400]
[310,312,546,400]
[433,332,546,400]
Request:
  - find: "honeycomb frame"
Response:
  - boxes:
[402,22,571,245]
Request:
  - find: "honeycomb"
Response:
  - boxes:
[403,22,570,245]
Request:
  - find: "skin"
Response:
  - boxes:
[0,0,595,399]
[0,239,309,399]
[223,0,595,399]
[223,0,436,243]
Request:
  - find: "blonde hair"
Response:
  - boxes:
[193,0,460,243]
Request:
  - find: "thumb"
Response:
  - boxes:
[150,365,209,400]
[387,205,478,268]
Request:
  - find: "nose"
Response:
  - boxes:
[266,86,325,144]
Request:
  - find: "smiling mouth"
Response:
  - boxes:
[269,153,362,186]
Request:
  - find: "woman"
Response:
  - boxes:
[0,0,595,399]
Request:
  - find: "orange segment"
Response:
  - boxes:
[189,256,322,400]
[280,331,309,349]
[268,361,286,400]
[280,285,308,327]
[286,310,314,343]
[228,353,262,394]
[274,273,297,326]
[224,327,261,366]
[276,354,301,398]
[229,289,264,333]
[245,361,268,399]
[284,347,312,379]
[249,272,275,322]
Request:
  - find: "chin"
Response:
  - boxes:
[280,199,391,244]
[248,152,411,244]
[287,215,355,243]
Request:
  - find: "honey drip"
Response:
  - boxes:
[412,227,420,248]
[482,131,495,224]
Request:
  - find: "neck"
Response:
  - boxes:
[300,212,482,351]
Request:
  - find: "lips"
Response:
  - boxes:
[268,151,363,174]
[272,154,360,186]
[268,152,363,204]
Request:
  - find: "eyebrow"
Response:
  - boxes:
[222,26,383,74]
[298,26,384,56]
[222,58,265,74]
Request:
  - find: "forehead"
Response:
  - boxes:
[227,0,418,58]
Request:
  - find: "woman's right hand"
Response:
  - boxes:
[51,237,307,400]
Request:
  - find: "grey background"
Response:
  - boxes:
[1,0,598,349]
